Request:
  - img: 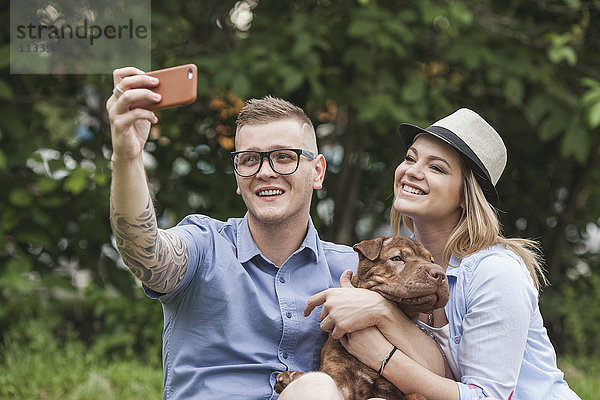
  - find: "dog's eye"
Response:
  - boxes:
[390,256,403,261]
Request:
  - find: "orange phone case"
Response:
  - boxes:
[145,64,198,110]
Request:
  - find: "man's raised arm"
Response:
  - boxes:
[107,67,188,294]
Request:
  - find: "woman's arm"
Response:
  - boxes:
[377,303,446,376]
[340,327,459,400]
[305,270,445,374]
[383,349,460,400]
[451,253,536,399]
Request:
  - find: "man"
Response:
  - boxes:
[106,67,358,400]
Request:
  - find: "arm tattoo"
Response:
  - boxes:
[110,199,188,293]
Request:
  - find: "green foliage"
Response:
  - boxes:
[0,319,162,400]
[559,357,600,400]
[0,0,599,368]
[541,273,600,357]
[2,318,595,399]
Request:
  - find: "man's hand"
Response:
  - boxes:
[106,67,161,164]
[304,270,389,339]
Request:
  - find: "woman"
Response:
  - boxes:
[279,109,579,400]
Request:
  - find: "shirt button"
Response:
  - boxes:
[286,312,292,318]
[279,277,285,283]
[454,338,460,344]
[282,352,288,359]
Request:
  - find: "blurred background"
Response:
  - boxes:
[1,0,599,398]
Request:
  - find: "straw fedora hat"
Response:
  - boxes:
[398,108,507,206]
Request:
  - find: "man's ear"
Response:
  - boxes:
[312,154,326,190]
[353,237,385,261]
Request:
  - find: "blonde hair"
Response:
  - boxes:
[391,167,548,290]
[235,95,317,152]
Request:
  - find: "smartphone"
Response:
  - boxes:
[144,64,198,110]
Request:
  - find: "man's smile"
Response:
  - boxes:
[256,186,286,198]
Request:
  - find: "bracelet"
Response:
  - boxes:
[378,345,397,376]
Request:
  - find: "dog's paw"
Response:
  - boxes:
[274,371,305,393]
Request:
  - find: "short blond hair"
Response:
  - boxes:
[235,95,317,152]
[391,167,548,290]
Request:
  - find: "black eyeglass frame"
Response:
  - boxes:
[230,148,316,177]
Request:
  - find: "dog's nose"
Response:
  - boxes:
[427,265,446,284]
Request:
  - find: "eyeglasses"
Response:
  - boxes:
[230,148,316,177]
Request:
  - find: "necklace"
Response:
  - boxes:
[417,313,436,341]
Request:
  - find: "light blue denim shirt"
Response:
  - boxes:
[144,213,358,400]
[445,245,580,400]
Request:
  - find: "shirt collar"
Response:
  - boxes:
[236,213,319,264]
[446,254,461,277]
[236,213,261,264]
[299,217,319,261]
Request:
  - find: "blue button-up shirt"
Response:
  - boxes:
[145,214,358,400]
[445,245,580,400]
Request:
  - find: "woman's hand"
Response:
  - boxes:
[304,270,391,339]
[339,326,393,371]
[106,67,161,164]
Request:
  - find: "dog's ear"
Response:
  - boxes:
[353,237,385,261]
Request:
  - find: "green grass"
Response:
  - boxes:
[0,320,163,400]
[2,319,598,400]
[559,356,600,400]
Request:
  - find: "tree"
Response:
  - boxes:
[1,0,599,355]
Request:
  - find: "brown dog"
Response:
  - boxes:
[274,237,450,400]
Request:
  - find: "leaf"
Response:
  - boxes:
[528,95,553,119]
[16,230,52,249]
[1,209,18,232]
[538,113,567,141]
[0,79,14,100]
[547,46,577,66]
[0,45,9,68]
[0,149,6,171]
[93,172,109,187]
[31,208,51,226]
[292,34,312,59]
[357,95,381,122]
[0,258,36,294]
[308,76,324,100]
[581,89,600,107]
[449,2,474,25]
[9,188,33,208]
[342,46,373,72]
[563,0,582,10]
[505,78,524,103]
[486,68,503,85]
[581,77,600,89]
[347,19,373,38]
[63,169,88,195]
[213,68,234,90]
[560,122,589,163]
[37,176,59,194]
[401,76,426,103]
[37,195,64,208]
[282,70,304,93]
[4,257,33,274]
[588,102,600,128]
[231,74,251,98]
